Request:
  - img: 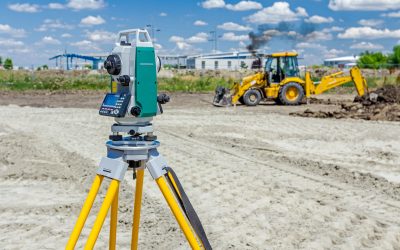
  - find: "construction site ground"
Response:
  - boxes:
[1,91,400,249]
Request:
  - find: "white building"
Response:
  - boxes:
[158,55,187,68]
[324,56,359,68]
[187,52,261,70]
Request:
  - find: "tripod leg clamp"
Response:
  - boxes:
[97,157,128,181]
[146,149,168,179]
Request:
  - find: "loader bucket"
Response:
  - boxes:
[213,86,232,107]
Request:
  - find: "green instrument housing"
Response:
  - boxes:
[134,47,158,118]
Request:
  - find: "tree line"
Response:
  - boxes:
[0,56,13,70]
[358,45,400,69]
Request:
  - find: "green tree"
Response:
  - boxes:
[357,51,388,69]
[388,45,400,66]
[0,56,2,66]
[3,58,13,70]
[84,64,92,70]
[42,64,49,70]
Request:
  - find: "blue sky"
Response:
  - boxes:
[1,0,400,67]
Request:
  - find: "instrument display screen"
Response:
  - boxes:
[99,93,131,117]
[103,94,119,107]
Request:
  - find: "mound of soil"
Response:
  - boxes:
[292,86,400,122]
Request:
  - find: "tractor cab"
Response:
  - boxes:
[265,52,300,84]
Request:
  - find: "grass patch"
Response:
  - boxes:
[1,69,399,93]
[0,70,234,92]
[0,70,109,91]
[158,75,233,92]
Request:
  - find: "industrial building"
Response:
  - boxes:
[323,56,359,68]
[49,53,107,70]
[186,52,261,70]
[158,55,187,68]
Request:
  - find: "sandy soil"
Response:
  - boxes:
[1,92,400,249]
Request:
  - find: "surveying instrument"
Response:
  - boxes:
[65,29,212,250]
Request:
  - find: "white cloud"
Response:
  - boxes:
[48,3,65,9]
[0,38,24,47]
[169,33,209,45]
[296,42,345,59]
[194,20,208,26]
[0,24,26,38]
[321,26,344,32]
[305,31,333,41]
[86,30,115,43]
[169,36,185,43]
[176,41,192,50]
[324,49,345,58]
[186,32,209,43]
[350,41,383,50]
[305,15,334,24]
[41,36,61,45]
[329,0,400,11]
[159,12,167,17]
[201,0,262,11]
[71,40,91,46]
[338,27,400,39]
[169,34,207,52]
[61,33,72,38]
[70,40,101,51]
[221,32,248,41]
[36,19,73,32]
[201,0,225,9]
[154,43,163,50]
[358,19,384,27]
[382,11,400,18]
[67,0,105,10]
[296,42,325,49]
[225,1,262,11]
[8,3,40,13]
[217,22,251,31]
[246,2,308,24]
[80,15,105,26]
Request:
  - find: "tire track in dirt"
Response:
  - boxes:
[157,128,400,249]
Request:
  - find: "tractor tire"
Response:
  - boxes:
[243,89,262,106]
[278,82,304,105]
[238,96,245,105]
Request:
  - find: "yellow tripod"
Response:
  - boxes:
[65,139,211,250]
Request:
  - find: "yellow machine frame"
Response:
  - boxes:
[228,52,368,106]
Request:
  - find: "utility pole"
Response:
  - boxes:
[209,30,222,53]
[209,31,217,53]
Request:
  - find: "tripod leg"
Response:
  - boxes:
[131,168,145,250]
[66,175,104,250]
[109,184,119,250]
[155,176,201,250]
[85,179,120,250]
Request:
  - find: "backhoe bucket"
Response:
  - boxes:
[213,86,232,107]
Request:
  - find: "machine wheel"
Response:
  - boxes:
[238,96,245,105]
[278,82,304,105]
[243,89,262,106]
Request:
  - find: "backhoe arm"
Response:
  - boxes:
[306,67,368,97]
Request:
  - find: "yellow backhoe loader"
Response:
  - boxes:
[213,52,369,106]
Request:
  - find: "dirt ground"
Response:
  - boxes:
[1,91,400,249]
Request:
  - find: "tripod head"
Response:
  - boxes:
[100,29,168,128]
